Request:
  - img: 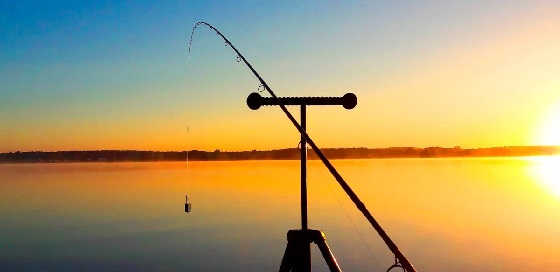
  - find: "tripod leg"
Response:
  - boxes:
[280,230,314,272]
[302,241,311,272]
[279,242,294,272]
[314,234,342,272]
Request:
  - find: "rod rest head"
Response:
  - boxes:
[247,92,357,110]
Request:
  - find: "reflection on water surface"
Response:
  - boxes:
[529,156,560,196]
[0,157,559,271]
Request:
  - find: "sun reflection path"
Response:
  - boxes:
[529,156,560,197]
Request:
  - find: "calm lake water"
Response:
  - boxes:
[1,158,559,271]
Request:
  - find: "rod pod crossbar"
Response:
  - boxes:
[191,21,417,272]
[247,92,357,110]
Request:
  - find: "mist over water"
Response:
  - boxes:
[1,158,559,271]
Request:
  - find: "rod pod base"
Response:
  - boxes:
[279,229,342,272]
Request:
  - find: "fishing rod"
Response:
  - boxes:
[189,21,417,272]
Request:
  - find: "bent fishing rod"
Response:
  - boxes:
[190,21,417,272]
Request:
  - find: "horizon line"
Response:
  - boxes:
[3,145,560,154]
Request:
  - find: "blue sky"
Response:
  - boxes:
[1,1,559,151]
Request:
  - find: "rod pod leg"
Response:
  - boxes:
[278,230,341,272]
[279,230,311,272]
[311,231,341,272]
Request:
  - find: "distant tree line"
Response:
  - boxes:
[0,146,558,163]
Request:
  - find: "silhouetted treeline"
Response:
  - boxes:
[1,146,559,163]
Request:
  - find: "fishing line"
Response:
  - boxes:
[320,163,382,270]
[187,21,417,272]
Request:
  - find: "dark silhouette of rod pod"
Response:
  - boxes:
[191,21,417,272]
[247,92,357,110]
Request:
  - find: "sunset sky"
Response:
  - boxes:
[1,1,559,152]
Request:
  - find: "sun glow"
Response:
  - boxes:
[530,156,560,197]
[536,103,560,146]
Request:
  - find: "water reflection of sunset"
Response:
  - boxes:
[2,159,560,271]
[529,156,560,197]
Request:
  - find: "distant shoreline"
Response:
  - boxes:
[1,146,558,163]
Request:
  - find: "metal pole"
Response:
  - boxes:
[301,104,308,230]
[300,105,311,272]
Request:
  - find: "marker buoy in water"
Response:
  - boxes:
[185,194,192,213]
